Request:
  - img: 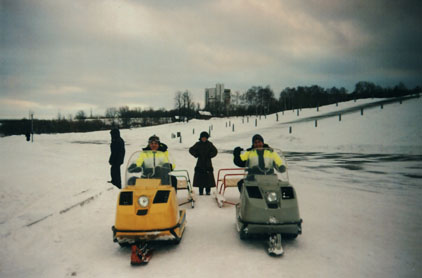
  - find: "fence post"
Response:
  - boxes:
[339,114,342,121]
[232,124,235,132]
[289,126,292,134]
[315,120,318,127]
[255,119,257,127]
[361,108,364,116]
[276,113,279,122]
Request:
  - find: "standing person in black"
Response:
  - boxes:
[109,128,125,189]
[189,131,218,195]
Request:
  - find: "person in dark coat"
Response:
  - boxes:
[109,128,125,189]
[189,131,218,195]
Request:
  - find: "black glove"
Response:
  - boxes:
[128,163,142,173]
[233,147,243,156]
[277,165,286,173]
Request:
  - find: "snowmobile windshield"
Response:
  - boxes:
[124,150,174,187]
[242,148,288,180]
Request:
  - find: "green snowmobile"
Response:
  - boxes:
[234,147,302,256]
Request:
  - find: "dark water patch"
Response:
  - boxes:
[367,170,387,175]
[219,149,233,154]
[401,173,422,179]
[337,164,364,171]
[351,187,381,194]
[318,154,345,160]
[284,151,422,163]
[377,154,422,162]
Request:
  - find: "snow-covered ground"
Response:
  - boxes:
[1,97,421,278]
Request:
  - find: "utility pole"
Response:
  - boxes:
[29,111,34,143]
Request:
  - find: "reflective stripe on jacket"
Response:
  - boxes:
[135,150,174,169]
[239,149,283,169]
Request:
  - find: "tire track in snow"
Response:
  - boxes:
[24,187,114,228]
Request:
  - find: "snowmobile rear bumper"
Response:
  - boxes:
[238,218,302,236]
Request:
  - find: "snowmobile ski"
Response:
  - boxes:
[130,244,153,266]
[268,234,284,256]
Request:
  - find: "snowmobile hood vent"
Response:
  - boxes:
[246,186,263,199]
[281,187,295,199]
[137,209,148,215]
[153,190,170,203]
[119,191,133,205]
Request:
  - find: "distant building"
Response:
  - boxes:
[205,83,231,107]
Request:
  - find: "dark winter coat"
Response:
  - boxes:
[189,140,218,188]
[109,130,125,166]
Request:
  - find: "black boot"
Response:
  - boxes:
[199,187,204,195]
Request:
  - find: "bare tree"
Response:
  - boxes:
[182,90,194,110]
[105,107,118,119]
[174,91,183,121]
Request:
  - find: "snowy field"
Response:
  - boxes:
[1,97,421,278]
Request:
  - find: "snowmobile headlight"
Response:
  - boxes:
[138,196,149,208]
[266,192,278,204]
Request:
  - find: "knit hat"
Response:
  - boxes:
[148,135,160,143]
[199,131,210,140]
[252,134,264,144]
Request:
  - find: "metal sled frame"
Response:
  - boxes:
[169,170,196,208]
[215,168,246,207]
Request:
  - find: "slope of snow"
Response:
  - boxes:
[1,97,421,277]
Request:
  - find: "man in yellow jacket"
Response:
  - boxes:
[233,134,286,190]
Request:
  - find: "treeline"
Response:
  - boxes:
[0,81,419,137]
[0,119,108,136]
[0,106,196,136]
[207,81,421,116]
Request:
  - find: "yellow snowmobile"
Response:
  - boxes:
[112,150,186,265]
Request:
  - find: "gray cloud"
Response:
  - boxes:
[1,0,421,119]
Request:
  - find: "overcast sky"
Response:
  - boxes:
[1,0,421,119]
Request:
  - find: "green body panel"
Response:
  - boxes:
[236,174,302,236]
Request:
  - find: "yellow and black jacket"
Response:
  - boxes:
[135,143,175,171]
[234,144,285,174]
